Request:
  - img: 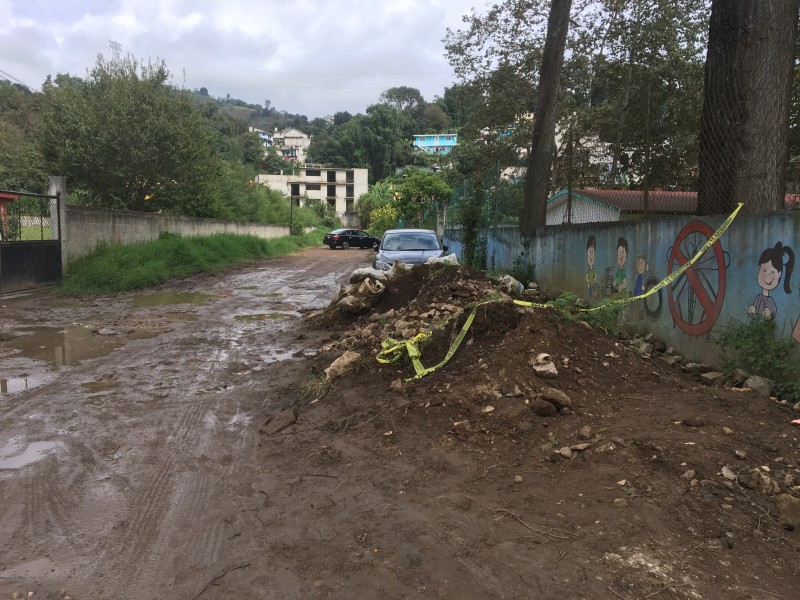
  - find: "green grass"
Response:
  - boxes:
[57,229,324,295]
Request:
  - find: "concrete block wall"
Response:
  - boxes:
[445,210,800,365]
[64,205,289,269]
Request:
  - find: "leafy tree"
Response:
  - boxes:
[394,169,452,227]
[380,86,425,115]
[355,180,394,227]
[333,111,352,126]
[37,54,221,216]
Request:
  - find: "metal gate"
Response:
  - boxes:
[0,189,62,294]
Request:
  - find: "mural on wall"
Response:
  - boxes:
[613,237,628,300]
[585,235,598,302]
[633,254,663,321]
[747,241,794,319]
[667,220,730,336]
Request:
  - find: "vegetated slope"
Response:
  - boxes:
[259,263,800,599]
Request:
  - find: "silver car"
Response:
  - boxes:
[373,229,448,271]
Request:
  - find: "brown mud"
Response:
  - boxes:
[1,247,798,599]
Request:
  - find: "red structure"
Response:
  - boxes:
[0,191,19,240]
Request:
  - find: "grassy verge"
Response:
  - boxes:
[57,229,324,295]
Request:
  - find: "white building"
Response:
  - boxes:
[272,128,311,163]
[257,165,369,225]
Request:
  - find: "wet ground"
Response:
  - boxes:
[0,246,371,599]
[2,246,799,600]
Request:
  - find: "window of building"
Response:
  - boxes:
[346,185,354,198]
[327,185,336,197]
[306,184,321,191]
[346,199,355,212]
[306,169,321,177]
[327,198,335,208]
[346,171,354,183]
[290,184,300,197]
[326,171,336,182]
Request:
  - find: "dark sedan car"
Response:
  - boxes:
[322,228,380,250]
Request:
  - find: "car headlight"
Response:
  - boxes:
[374,257,392,271]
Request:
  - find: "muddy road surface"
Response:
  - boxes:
[0,247,371,599]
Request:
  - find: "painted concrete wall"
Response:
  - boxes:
[63,205,289,269]
[445,210,800,364]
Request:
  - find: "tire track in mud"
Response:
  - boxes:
[95,310,267,595]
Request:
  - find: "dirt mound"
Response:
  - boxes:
[265,263,800,599]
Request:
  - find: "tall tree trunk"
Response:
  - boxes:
[698,0,799,215]
[520,0,573,236]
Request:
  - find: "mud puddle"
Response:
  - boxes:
[130,292,213,308]
[0,440,62,470]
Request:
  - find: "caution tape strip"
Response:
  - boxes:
[514,202,743,312]
[376,203,743,380]
[376,299,496,381]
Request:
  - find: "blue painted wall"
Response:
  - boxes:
[445,211,800,363]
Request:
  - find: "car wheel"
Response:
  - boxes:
[341,241,350,249]
[328,244,337,249]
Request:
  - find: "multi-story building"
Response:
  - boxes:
[272,128,311,163]
[412,133,458,155]
[257,165,368,226]
[248,127,274,147]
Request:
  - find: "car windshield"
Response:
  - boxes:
[382,233,440,251]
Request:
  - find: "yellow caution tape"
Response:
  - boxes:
[376,203,743,380]
[376,300,495,381]
[514,202,743,313]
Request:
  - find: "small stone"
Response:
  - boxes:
[570,443,591,451]
[700,371,724,386]
[721,503,733,510]
[722,427,734,435]
[613,498,628,508]
[776,494,800,530]
[530,398,557,417]
[578,426,592,440]
[744,375,773,397]
[540,387,573,410]
[481,405,495,414]
[734,450,747,460]
[558,447,573,459]
[561,407,573,415]
[683,416,705,428]
[514,475,523,484]
[390,379,404,392]
[261,408,298,435]
[682,469,696,480]
[721,466,736,480]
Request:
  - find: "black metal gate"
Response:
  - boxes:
[0,189,62,294]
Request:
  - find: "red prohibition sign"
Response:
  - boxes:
[667,220,727,336]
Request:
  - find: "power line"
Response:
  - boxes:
[0,68,33,91]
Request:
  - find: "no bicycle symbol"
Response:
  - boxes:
[667,220,730,337]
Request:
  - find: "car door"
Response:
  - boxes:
[354,230,370,248]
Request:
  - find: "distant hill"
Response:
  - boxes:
[188,90,310,133]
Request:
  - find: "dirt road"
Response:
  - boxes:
[2,246,799,600]
[0,247,371,599]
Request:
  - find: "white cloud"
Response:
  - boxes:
[1,0,482,117]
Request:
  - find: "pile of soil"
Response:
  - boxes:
[261,263,800,599]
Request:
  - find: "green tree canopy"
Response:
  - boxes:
[38,54,221,216]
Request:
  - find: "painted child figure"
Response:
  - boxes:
[586,235,597,302]
[634,256,648,297]
[614,237,628,300]
[748,241,794,319]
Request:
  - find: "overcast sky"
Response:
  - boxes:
[1,0,484,119]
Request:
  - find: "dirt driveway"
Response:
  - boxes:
[0,247,372,599]
[1,246,799,600]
